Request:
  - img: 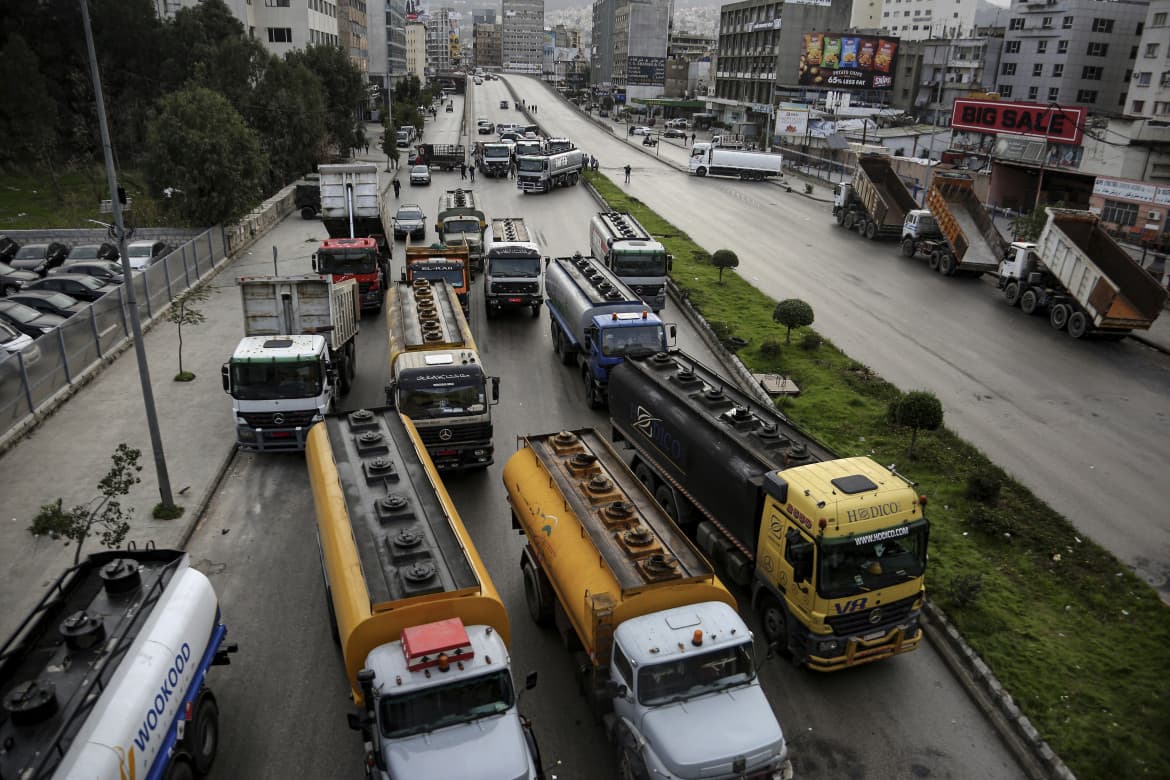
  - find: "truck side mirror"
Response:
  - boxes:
[525,671,538,690]
[221,364,230,393]
[491,376,500,404]
[385,382,397,407]
[311,253,318,272]
[666,254,674,272]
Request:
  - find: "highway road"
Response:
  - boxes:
[501,75,1170,601]
[190,86,1027,780]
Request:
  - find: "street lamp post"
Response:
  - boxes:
[1034,103,1058,212]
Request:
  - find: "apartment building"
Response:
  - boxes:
[918,33,1003,124]
[406,21,427,82]
[338,0,369,74]
[503,0,545,73]
[426,8,457,72]
[879,0,979,40]
[475,22,503,68]
[1126,0,1170,117]
[592,0,616,86]
[613,0,672,101]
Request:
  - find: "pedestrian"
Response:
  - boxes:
[460,162,467,180]
[469,165,476,183]
[509,159,516,179]
[364,141,369,154]
[624,164,631,184]
[691,132,696,145]
[392,178,401,198]
[592,156,599,171]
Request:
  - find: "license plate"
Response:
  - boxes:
[864,630,887,642]
[508,297,522,303]
[436,448,457,456]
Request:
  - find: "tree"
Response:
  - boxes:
[1010,201,1066,241]
[772,299,815,344]
[711,249,739,284]
[166,283,212,381]
[246,57,327,187]
[145,86,267,226]
[288,44,366,156]
[0,34,59,168]
[888,390,944,458]
[29,444,142,565]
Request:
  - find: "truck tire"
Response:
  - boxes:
[584,370,603,409]
[901,238,915,257]
[1019,289,1039,315]
[695,166,707,177]
[617,738,649,780]
[522,556,554,627]
[758,596,791,657]
[632,459,655,488]
[1049,303,1069,330]
[835,209,846,226]
[927,250,941,271]
[864,221,878,240]
[842,212,856,230]
[190,694,220,775]
[338,359,351,395]
[300,206,316,220]
[559,332,576,366]
[1003,282,1021,307]
[164,759,194,780]
[653,484,679,522]
[938,253,956,276]
[1067,311,1089,339]
[531,302,541,318]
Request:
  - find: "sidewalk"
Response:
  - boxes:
[0,128,390,639]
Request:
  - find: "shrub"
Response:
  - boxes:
[772,299,815,344]
[800,332,822,351]
[759,339,783,359]
[707,320,732,341]
[711,249,739,284]
[887,390,944,458]
[966,473,1004,504]
[968,506,1012,537]
[948,573,985,609]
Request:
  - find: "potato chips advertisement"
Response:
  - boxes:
[798,33,899,90]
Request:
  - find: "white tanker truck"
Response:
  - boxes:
[0,549,237,780]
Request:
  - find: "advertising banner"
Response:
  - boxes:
[798,33,898,90]
[951,98,1084,145]
[627,56,666,86]
[1093,177,1170,205]
[775,107,810,136]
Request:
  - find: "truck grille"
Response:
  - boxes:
[416,422,492,446]
[358,280,378,294]
[490,281,539,294]
[631,284,664,298]
[240,410,318,428]
[825,593,918,636]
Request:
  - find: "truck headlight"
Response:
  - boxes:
[818,639,841,655]
[238,428,256,442]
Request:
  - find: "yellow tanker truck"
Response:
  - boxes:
[504,428,791,780]
[306,408,543,779]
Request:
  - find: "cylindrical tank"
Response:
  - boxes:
[503,430,733,660]
[545,256,647,345]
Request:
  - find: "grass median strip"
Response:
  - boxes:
[585,169,1170,779]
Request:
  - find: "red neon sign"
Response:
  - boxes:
[950,99,1084,146]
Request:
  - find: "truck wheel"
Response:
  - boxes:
[939,253,956,276]
[696,166,707,177]
[190,694,220,775]
[300,206,316,220]
[864,221,878,240]
[900,238,915,257]
[338,360,351,395]
[835,209,846,226]
[927,251,941,271]
[1020,289,1039,315]
[1049,303,1069,330]
[633,459,655,488]
[163,759,194,780]
[522,557,554,627]
[654,484,678,522]
[759,596,791,657]
[617,742,649,780]
[1067,311,1089,339]
[530,302,541,318]
[583,371,603,409]
[1003,282,1021,307]
[842,212,856,230]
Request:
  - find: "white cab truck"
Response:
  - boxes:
[223,275,359,452]
[516,149,587,192]
[545,254,673,408]
[688,142,783,180]
[834,154,919,241]
[477,142,512,177]
[998,207,1168,339]
[588,211,671,312]
[484,217,544,318]
[504,429,790,780]
[0,550,237,780]
[901,172,1008,277]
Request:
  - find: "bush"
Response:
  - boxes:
[948,573,985,609]
[759,339,783,359]
[966,473,1004,504]
[772,299,815,344]
[967,506,1012,537]
[707,320,732,341]
[800,332,822,351]
[692,248,711,264]
[887,390,944,458]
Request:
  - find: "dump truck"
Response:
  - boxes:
[588,211,672,312]
[436,188,487,272]
[833,154,919,241]
[504,428,791,780]
[386,279,499,470]
[516,149,587,192]
[998,207,1168,338]
[315,163,392,311]
[223,275,359,451]
[609,350,930,671]
[484,217,544,318]
[687,142,783,181]
[900,173,1008,277]
[401,243,472,311]
[415,143,466,171]
[0,549,237,780]
[307,409,543,779]
[295,172,320,219]
[546,254,673,409]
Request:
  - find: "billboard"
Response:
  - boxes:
[950,98,1085,145]
[627,56,666,87]
[774,107,810,137]
[798,34,898,90]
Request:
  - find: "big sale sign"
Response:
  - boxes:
[950,98,1085,145]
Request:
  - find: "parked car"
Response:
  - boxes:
[24,274,113,302]
[0,320,37,359]
[0,299,66,337]
[499,131,522,143]
[126,240,168,271]
[0,235,19,263]
[478,120,494,135]
[4,289,87,319]
[66,242,119,264]
[392,204,427,240]
[665,118,689,129]
[500,100,509,109]
[409,165,431,186]
[0,262,39,295]
[52,260,124,285]
[445,103,454,113]
[663,128,687,139]
[631,126,654,136]
[599,108,610,117]
[9,242,68,276]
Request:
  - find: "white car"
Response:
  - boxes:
[665,118,688,129]
[632,126,654,136]
[125,240,168,271]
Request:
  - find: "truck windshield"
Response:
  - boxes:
[379,669,515,739]
[818,522,928,599]
[601,324,665,357]
[517,158,545,172]
[398,370,485,418]
[317,249,376,276]
[444,219,480,235]
[410,264,465,288]
[637,642,756,706]
[229,360,322,400]
[612,250,668,277]
[484,147,510,159]
[487,254,541,277]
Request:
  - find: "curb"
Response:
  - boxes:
[179,444,240,545]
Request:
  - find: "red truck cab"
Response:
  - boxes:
[313,237,389,312]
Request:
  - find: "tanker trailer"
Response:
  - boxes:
[504,428,791,780]
[306,407,543,779]
[609,350,930,671]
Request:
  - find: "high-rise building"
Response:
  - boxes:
[406,21,428,82]
[474,7,498,24]
[613,0,672,101]
[994,0,1148,116]
[387,0,408,86]
[1125,0,1170,117]
[338,0,369,74]
[426,8,457,73]
[475,22,503,68]
[879,0,980,40]
[592,0,616,86]
[503,0,544,73]
[917,33,1003,125]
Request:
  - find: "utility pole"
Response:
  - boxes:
[79,0,176,513]
[1034,103,1057,212]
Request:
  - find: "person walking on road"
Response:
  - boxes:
[460,162,467,180]
[691,132,696,145]
[509,159,517,179]
[624,164,631,184]
[392,178,401,198]
[469,165,476,183]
